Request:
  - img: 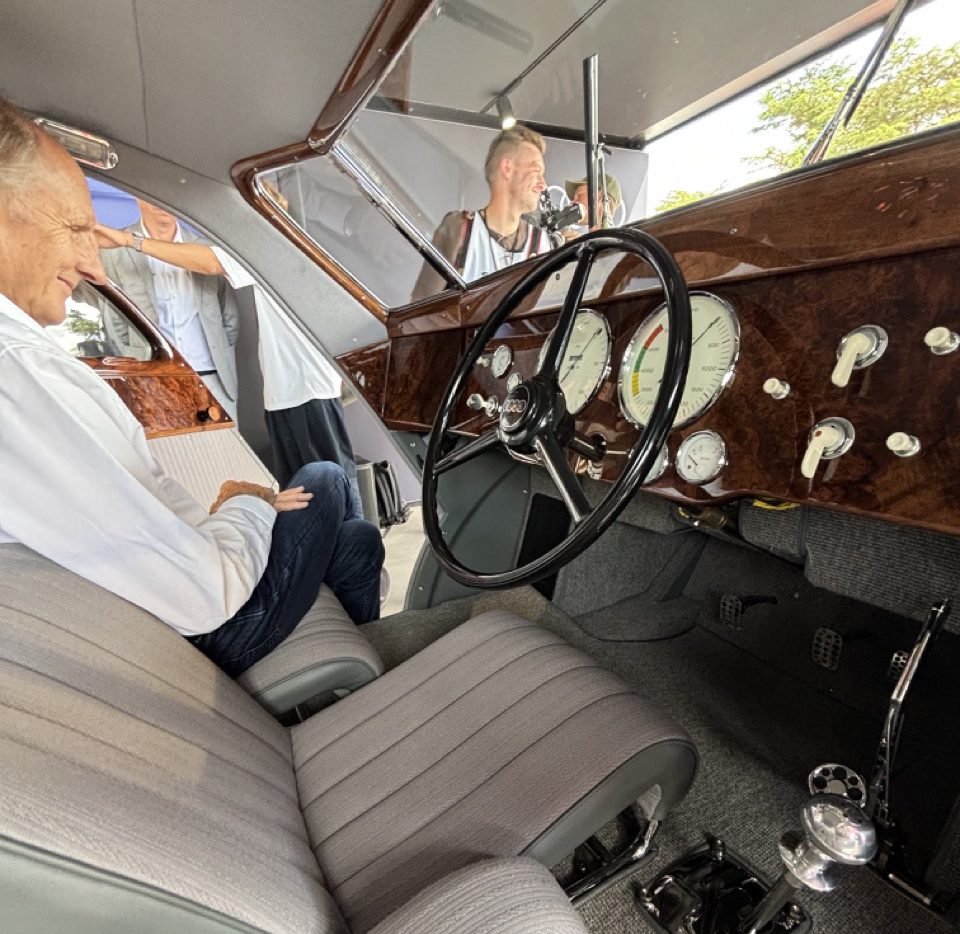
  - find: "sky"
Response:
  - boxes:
[641,0,960,216]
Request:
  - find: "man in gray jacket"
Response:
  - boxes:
[101,199,240,419]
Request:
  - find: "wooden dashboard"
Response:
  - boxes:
[338,126,960,538]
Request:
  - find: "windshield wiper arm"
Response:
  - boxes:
[802,0,915,167]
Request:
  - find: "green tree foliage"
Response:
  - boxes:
[748,37,960,172]
[65,308,102,340]
[655,188,720,213]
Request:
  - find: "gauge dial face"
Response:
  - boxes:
[619,292,740,428]
[491,344,513,378]
[506,372,522,392]
[676,431,727,485]
[538,309,611,415]
[643,445,669,484]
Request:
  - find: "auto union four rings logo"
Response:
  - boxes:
[500,387,529,428]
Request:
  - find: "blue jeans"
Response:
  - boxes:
[191,462,384,677]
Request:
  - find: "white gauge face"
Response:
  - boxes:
[538,309,611,415]
[491,344,513,378]
[506,372,522,392]
[619,292,740,428]
[676,431,727,485]
[643,445,669,484]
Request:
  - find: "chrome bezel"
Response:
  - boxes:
[642,445,670,484]
[618,291,741,430]
[491,344,514,378]
[836,325,888,370]
[539,308,612,415]
[676,430,728,485]
[506,372,523,392]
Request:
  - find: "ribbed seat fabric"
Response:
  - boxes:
[292,610,697,933]
[238,585,384,716]
[0,544,343,933]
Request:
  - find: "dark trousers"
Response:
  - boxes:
[266,398,362,515]
[191,462,384,677]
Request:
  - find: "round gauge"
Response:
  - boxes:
[643,445,669,484]
[619,292,740,428]
[538,309,612,414]
[506,372,522,392]
[676,431,727,485]
[491,344,513,378]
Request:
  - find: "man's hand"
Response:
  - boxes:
[94,223,133,250]
[210,480,312,514]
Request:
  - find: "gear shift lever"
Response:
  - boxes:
[740,794,877,934]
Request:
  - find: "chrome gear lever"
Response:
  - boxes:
[740,794,877,934]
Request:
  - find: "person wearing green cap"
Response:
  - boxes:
[563,173,622,236]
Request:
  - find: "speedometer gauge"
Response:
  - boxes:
[539,309,611,415]
[619,292,740,428]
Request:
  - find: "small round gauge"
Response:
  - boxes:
[619,292,740,428]
[643,445,669,484]
[676,431,727,485]
[506,372,522,392]
[538,309,611,414]
[491,344,513,378]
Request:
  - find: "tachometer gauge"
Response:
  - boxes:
[538,309,611,415]
[619,292,740,428]
[676,431,727,484]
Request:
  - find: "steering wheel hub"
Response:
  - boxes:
[499,384,533,431]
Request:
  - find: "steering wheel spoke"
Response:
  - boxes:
[434,429,501,475]
[537,247,595,379]
[535,435,592,525]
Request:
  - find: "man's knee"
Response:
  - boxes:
[342,518,385,573]
[289,460,348,496]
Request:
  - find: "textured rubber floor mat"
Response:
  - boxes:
[812,627,843,670]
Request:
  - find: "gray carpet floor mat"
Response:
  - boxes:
[366,588,952,933]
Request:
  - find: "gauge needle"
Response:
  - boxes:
[560,327,603,381]
[691,316,721,349]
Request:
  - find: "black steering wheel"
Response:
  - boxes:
[422,228,692,589]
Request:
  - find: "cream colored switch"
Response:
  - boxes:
[763,377,790,399]
[886,432,920,457]
[924,327,960,355]
[801,418,855,479]
[831,332,871,387]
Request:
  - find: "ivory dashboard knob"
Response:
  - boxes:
[763,377,790,399]
[924,327,959,355]
[886,432,920,457]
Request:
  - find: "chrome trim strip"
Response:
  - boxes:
[332,139,467,291]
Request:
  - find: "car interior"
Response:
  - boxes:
[2,1,960,933]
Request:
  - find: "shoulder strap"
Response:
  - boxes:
[453,211,475,271]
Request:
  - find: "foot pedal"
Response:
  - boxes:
[808,763,866,806]
[719,593,743,630]
[812,627,843,670]
[887,650,909,682]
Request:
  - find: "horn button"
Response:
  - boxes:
[499,379,562,451]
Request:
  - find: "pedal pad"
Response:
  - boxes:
[808,763,867,806]
[812,627,843,671]
[719,593,743,630]
[887,650,909,682]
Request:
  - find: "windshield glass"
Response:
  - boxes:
[260,0,959,310]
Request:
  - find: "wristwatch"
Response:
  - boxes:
[130,232,145,252]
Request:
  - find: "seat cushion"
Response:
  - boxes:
[292,610,697,932]
[0,545,344,934]
[237,585,384,717]
[369,857,588,934]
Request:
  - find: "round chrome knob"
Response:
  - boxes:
[801,794,877,866]
[763,377,790,400]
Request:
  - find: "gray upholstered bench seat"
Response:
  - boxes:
[0,543,695,933]
[237,585,384,717]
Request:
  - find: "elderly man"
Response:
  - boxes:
[412,125,552,299]
[101,197,241,420]
[0,97,383,676]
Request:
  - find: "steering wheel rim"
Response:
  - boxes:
[422,227,692,589]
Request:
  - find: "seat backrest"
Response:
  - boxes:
[0,544,344,934]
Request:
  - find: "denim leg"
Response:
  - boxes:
[325,519,385,624]
[190,461,381,677]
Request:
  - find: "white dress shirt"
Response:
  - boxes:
[0,290,275,636]
[144,222,216,373]
[211,247,341,409]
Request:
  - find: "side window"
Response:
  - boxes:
[47,281,155,361]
